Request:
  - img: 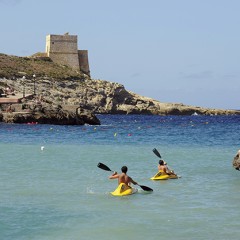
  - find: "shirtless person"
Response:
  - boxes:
[158,159,178,178]
[158,160,169,174]
[109,166,138,186]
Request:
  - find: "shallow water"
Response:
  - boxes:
[0,115,240,240]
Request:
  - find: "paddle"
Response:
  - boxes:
[152,148,162,159]
[97,162,153,192]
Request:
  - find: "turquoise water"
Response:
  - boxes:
[1,115,240,240]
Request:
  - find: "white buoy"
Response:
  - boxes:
[41,146,45,151]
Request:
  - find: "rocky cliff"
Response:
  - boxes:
[1,77,239,116]
[0,53,239,116]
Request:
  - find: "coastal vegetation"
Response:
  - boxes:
[0,53,84,80]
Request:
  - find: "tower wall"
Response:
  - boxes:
[46,34,80,70]
[78,50,90,76]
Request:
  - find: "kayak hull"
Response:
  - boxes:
[151,172,178,180]
[168,174,178,179]
[111,183,138,196]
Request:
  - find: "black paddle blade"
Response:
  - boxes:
[153,148,161,158]
[97,162,112,172]
[139,185,153,192]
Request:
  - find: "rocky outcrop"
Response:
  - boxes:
[0,53,239,117]
[233,150,240,170]
[1,77,240,117]
[1,104,100,125]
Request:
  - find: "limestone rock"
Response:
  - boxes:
[0,53,239,116]
[1,104,100,125]
[1,77,240,117]
[232,150,240,170]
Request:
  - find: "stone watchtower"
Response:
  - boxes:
[46,33,90,76]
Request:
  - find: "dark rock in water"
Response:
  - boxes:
[1,106,101,125]
[232,150,240,170]
[76,108,100,125]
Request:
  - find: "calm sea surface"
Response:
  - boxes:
[0,115,240,240]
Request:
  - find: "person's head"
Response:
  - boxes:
[159,160,164,165]
[121,166,128,173]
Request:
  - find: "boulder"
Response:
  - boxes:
[232,150,240,170]
[1,105,101,125]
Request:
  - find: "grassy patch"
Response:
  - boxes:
[0,53,84,80]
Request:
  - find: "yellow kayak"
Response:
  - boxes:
[111,183,138,196]
[151,172,179,180]
[168,173,179,179]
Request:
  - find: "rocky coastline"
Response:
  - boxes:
[0,53,239,125]
[0,107,100,125]
[0,77,239,126]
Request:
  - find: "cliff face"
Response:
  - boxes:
[0,53,239,116]
[1,77,240,116]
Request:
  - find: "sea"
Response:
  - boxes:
[0,114,240,240]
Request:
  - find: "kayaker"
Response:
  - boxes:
[159,160,176,175]
[164,161,176,174]
[109,166,138,186]
[158,160,169,174]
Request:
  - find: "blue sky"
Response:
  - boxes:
[0,0,239,109]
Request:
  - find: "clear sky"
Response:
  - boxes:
[0,0,239,109]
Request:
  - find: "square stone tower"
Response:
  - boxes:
[46,33,90,76]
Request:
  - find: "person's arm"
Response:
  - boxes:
[109,172,119,179]
[165,166,171,174]
[130,177,138,185]
[165,165,175,174]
